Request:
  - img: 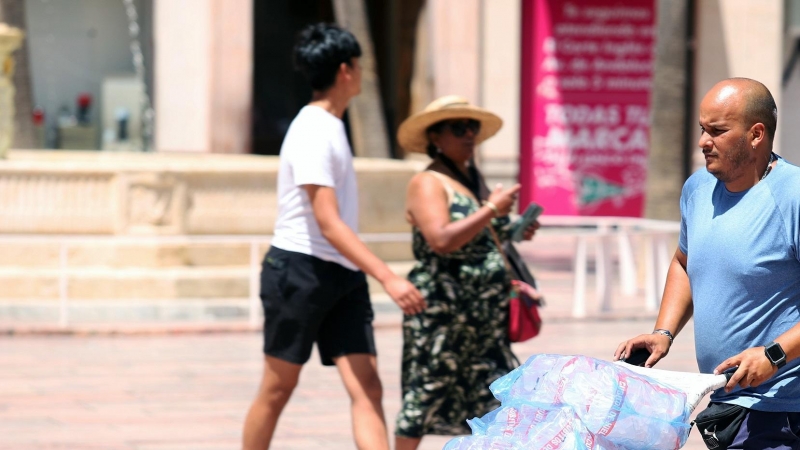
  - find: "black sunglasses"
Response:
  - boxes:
[445,119,481,137]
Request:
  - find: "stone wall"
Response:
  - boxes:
[0,150,422,327]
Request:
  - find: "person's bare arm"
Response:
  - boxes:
[614,248,693,367]
[406,173,520,254]
[715,317,800,393]
[304,185,425,314]
[653,249,694,336]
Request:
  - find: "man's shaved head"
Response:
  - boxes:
[710,78,777,141]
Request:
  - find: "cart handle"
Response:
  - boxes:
[620,348,734,381]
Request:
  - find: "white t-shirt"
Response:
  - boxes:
[271,105,359,271]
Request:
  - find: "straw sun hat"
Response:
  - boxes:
[397,95,503,154]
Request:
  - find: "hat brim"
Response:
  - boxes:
[397,106,503,154]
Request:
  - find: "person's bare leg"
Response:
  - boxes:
[334,354,390,450]
[242,355,303,450]
[395,436,423,450]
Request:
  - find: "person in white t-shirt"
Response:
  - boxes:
[242,23,425,450]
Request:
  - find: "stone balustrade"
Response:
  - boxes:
[0,150,424,236]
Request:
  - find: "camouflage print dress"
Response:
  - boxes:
[395,177,519,438]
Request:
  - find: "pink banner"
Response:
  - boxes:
[520,0,657,216]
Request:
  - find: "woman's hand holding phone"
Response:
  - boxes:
[512,203,544,242]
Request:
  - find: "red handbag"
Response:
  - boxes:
[508,280,543,342]
[487,228,544,343]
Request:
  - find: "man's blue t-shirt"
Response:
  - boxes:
[680,156,800,411]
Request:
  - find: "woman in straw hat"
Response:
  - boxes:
[394,96,540,448]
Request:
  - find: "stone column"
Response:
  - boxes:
[479,0,521,189]
[210,0,253,154]
[154,0,253,153]
[0,23,23,159]
[154,0,213,152]
[409,0,482,116]
[645,0,690,221]
[428,0,481,104]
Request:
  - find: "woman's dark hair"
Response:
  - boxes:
[293,23,362,92]
[425,121,447,158]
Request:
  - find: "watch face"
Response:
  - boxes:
[766,343,786,362]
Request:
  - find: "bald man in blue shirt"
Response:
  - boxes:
[615,78,800,449]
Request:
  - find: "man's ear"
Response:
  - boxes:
[750,123,766,148]
[331,62,347,86]
[338,62,351,81]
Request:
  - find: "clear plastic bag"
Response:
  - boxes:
[444,354,693,450]
[445,404,621,449]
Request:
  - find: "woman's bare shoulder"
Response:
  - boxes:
[410,170,445,187]
[408,170,450,199]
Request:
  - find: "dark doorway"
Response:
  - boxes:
[251,0,335,155]
[251,0,425,157]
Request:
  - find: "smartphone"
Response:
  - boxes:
[511,202,544,242]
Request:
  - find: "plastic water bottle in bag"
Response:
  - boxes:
[445,404,621,449]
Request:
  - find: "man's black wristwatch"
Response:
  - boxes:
[764,341,787,369]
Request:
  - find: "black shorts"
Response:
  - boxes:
[260,246,376,366]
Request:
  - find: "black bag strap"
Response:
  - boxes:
[502,240,538,289]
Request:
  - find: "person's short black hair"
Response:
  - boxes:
[293,23,362,92]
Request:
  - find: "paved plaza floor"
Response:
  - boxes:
[0,316,712,450]
[0,232,714,449]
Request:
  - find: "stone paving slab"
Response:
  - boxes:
[0,319,710,450]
